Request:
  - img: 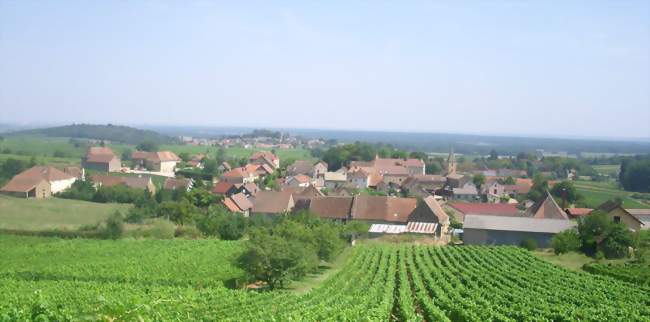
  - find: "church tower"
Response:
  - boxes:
[447,148,456,175]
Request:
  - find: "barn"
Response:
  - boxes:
[462,215,576,247]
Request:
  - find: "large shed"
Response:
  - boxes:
[463,215,576,247]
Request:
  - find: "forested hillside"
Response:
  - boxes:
[7,124,175,145]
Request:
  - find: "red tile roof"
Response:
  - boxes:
[212,181,235,194]
[565,208,592,217]
[85,147,117,163]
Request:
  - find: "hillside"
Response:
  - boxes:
[8,124,175,145]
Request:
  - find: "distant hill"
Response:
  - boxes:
[8,124,176,145]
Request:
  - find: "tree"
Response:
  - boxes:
[178,152,191,162]
[489,149,498,160]
[551,229,581,255]
[578,210,634,258]
[527,173,548,202]
[472,173,486,191]
[238,229,319,289]
[121,148,133,161]
[342,220,370,241]
[102,211,124,240]
[184,188,217,208]
[619,157,650,192]
[156,200,195,225]
[215,147,227,164]
[313,223,345,261]
[550,180,582,207]
[197,205,247,240]
[136,141,159,152]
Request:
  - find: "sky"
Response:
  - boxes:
[1,1,649,139]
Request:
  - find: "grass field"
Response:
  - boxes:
[0,153,80,168]
[574,180,650,209]
[593,164,620,176]
[533,249,628,272]
[0,195,131,231]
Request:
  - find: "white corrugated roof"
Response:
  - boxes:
[406,222,437,234]
[463,215,576,234]
[368,224,407,234]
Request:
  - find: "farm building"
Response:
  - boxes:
[250,190,294,216]
[462,215,576,247]
[132,151,181,174]
[0,166,76,198]
[596,201,646,231]
[82,147,121,172]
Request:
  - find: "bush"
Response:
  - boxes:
[551,229,582,255]
[102,211,124,240]
[520,238,538,251]
[149,220,176,239]
[175,225,202,239]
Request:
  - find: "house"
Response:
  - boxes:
[406,196,451,236]
[1,166,76,198]
[452,182,480,201]
[447,202,521,222]
[233,183,260,197]
[163,178,193,191]
[287,160,314,177]
[285,174,312,188]
[446,173,468,189]
[596,201,645,231]
[250,190,294,215]
[131,151,181,174]
[351,195,417,224]
[249,151,280,169]
[91,174,156,194]
[223,192,253,216]
[348,169,370,189]
[82,147,121,172]
[217,161,231,172]
[564,208,593,219]
[0,166,80,198]
[220,166,258,184]
[212,181,238,196]
[301,196,354,221]
[63,166,85,180]
[626,209,650,230]
[525,191,569,220]
[329,186,356,197]
[311,161,328,178]
[463,215,577,247]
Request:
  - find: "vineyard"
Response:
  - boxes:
[583,262,650,287]
[1,237,649,321]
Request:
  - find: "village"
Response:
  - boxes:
[2,139,647,249]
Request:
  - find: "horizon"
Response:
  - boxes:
[1,1,649,139]
[3,121,650,144]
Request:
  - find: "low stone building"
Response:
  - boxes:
[463,215,577,247]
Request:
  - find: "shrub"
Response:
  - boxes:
[102,211,124,240]
[175,225,202,239]
[149,220,176,239]
[520,238,538,251]
[551,229,582,255]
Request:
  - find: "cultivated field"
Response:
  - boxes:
[574,180,650,209]
[1,242,647,321]
[0,196,131,231]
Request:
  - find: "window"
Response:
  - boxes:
[613,216,621,223]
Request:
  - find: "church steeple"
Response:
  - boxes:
[447,147,456,175]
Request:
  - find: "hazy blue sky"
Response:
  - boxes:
[1,1,648,139]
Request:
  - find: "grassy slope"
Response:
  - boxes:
[592,164,620,176]
[288,246,353,294]
[0,195,131,231]
[574,180,650,209]
[533,249,628,272]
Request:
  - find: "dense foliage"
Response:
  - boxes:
[577,210,634,259]
[619,155,650,192]
[2,243,647,320]
[238,212,346,289]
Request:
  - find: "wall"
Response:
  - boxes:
[463,228,556,247]
[50,178,77,194]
